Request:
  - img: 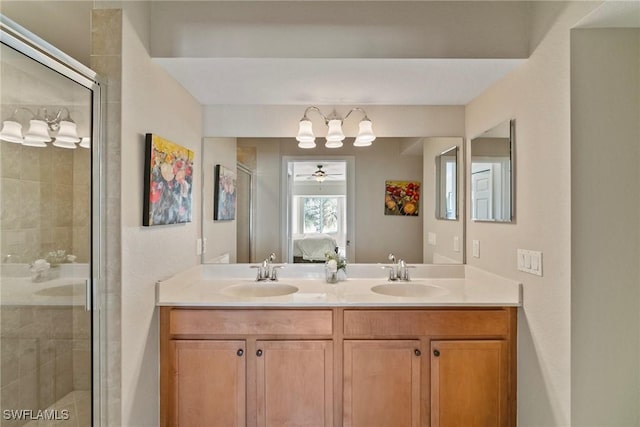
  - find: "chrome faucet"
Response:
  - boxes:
[252,253,282,281]
[384,253,411,281]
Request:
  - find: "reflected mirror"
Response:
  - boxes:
[202,136,465,265]
[470,119,515,222]
[435,146,458,220]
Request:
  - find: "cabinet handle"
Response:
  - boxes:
[237,349,244,357]
[433,349,440,357]
[414,349,421,356]
[256,349,263,357]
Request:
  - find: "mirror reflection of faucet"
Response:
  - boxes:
[30,258,51,282]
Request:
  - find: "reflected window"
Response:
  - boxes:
[297,196,343,234]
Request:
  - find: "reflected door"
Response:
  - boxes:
[236,164,253,263]
[471,169,492,220]
[0,35,93,426]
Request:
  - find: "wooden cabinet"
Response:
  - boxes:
[169,340,246,426]
[343,340,421,427]
[430,340,508,427]
[161,308,334,427]
[256,340,333,427]
[160,306,516,427]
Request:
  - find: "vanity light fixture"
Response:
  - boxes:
[296,106,376,149]
[0,107,85,149]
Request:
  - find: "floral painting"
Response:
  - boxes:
[143,134,194,226]
[384,180,421,216]
[214,164,237,220]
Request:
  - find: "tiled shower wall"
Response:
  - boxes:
[0,306,91,427]
[0,143,90,264]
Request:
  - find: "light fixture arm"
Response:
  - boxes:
[301,106,371,124]
[343,107,370,122]
[301,106,328,123]
[6,106,73,131]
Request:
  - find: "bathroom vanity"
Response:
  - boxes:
[157,264,521,427]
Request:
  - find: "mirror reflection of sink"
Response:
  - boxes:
[370,283,448,298]
[221,283,299,298]
[35,283,84,297]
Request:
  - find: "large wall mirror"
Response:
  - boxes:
[202,136,465,265]
[470,119,515,222]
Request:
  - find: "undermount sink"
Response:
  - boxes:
[34,283,85,297]
[370,283,448,298]
[220,283,299,298]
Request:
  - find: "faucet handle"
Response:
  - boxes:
[382,265,397,281]
[388,253,396,263]
[268,253,276,262]
[270,265,284,281]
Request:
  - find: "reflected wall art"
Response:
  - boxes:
[214,164,237,221]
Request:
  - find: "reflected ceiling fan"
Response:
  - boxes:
[296,165,342,182]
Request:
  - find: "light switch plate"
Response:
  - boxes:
[453,236,460,252]
[196,238,203,255]
[472,240,480,258]
[428,232,437,246]
[517,249,543,276]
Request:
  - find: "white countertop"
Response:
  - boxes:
[156,264,522,307]
[0,263,89,306]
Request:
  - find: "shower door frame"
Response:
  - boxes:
[0,15,106,426]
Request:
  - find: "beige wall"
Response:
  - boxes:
[465,2,599,426]
[423,137,464,264]
[570,28,640,426]
[119,9,202,427]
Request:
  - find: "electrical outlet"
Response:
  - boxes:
[202,237,207,254]
[517,249,543,276]
[428,232,437,246]
[453,236,460,252]
[196,238,203,255]
[472,240,480,258]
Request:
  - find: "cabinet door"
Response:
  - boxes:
[343,340,421,427]
[431,340,508,427]
[171,340,246,427]
[256,340,333,427]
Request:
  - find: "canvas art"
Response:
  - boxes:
[143,134,194,226]
[384,180,421,216]
[214,164,237,220]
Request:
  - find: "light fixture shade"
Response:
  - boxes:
[296,119,316,148]
[22,138,47,148]
[325,119,345,148]
[79,137,91,149]
[24,119,51,143]
[0,120,24,143]
[53,139,78,149]
[55,120,80,143]
[354,118,376,147]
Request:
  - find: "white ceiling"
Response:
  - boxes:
[155,57,525,106]
[150,1,531,107]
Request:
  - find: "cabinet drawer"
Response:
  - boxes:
[344,309,510,338]
[169,309,333,336]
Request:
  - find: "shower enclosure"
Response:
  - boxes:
[0,16,103,426]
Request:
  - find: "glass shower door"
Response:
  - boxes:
[0,19,98,427]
